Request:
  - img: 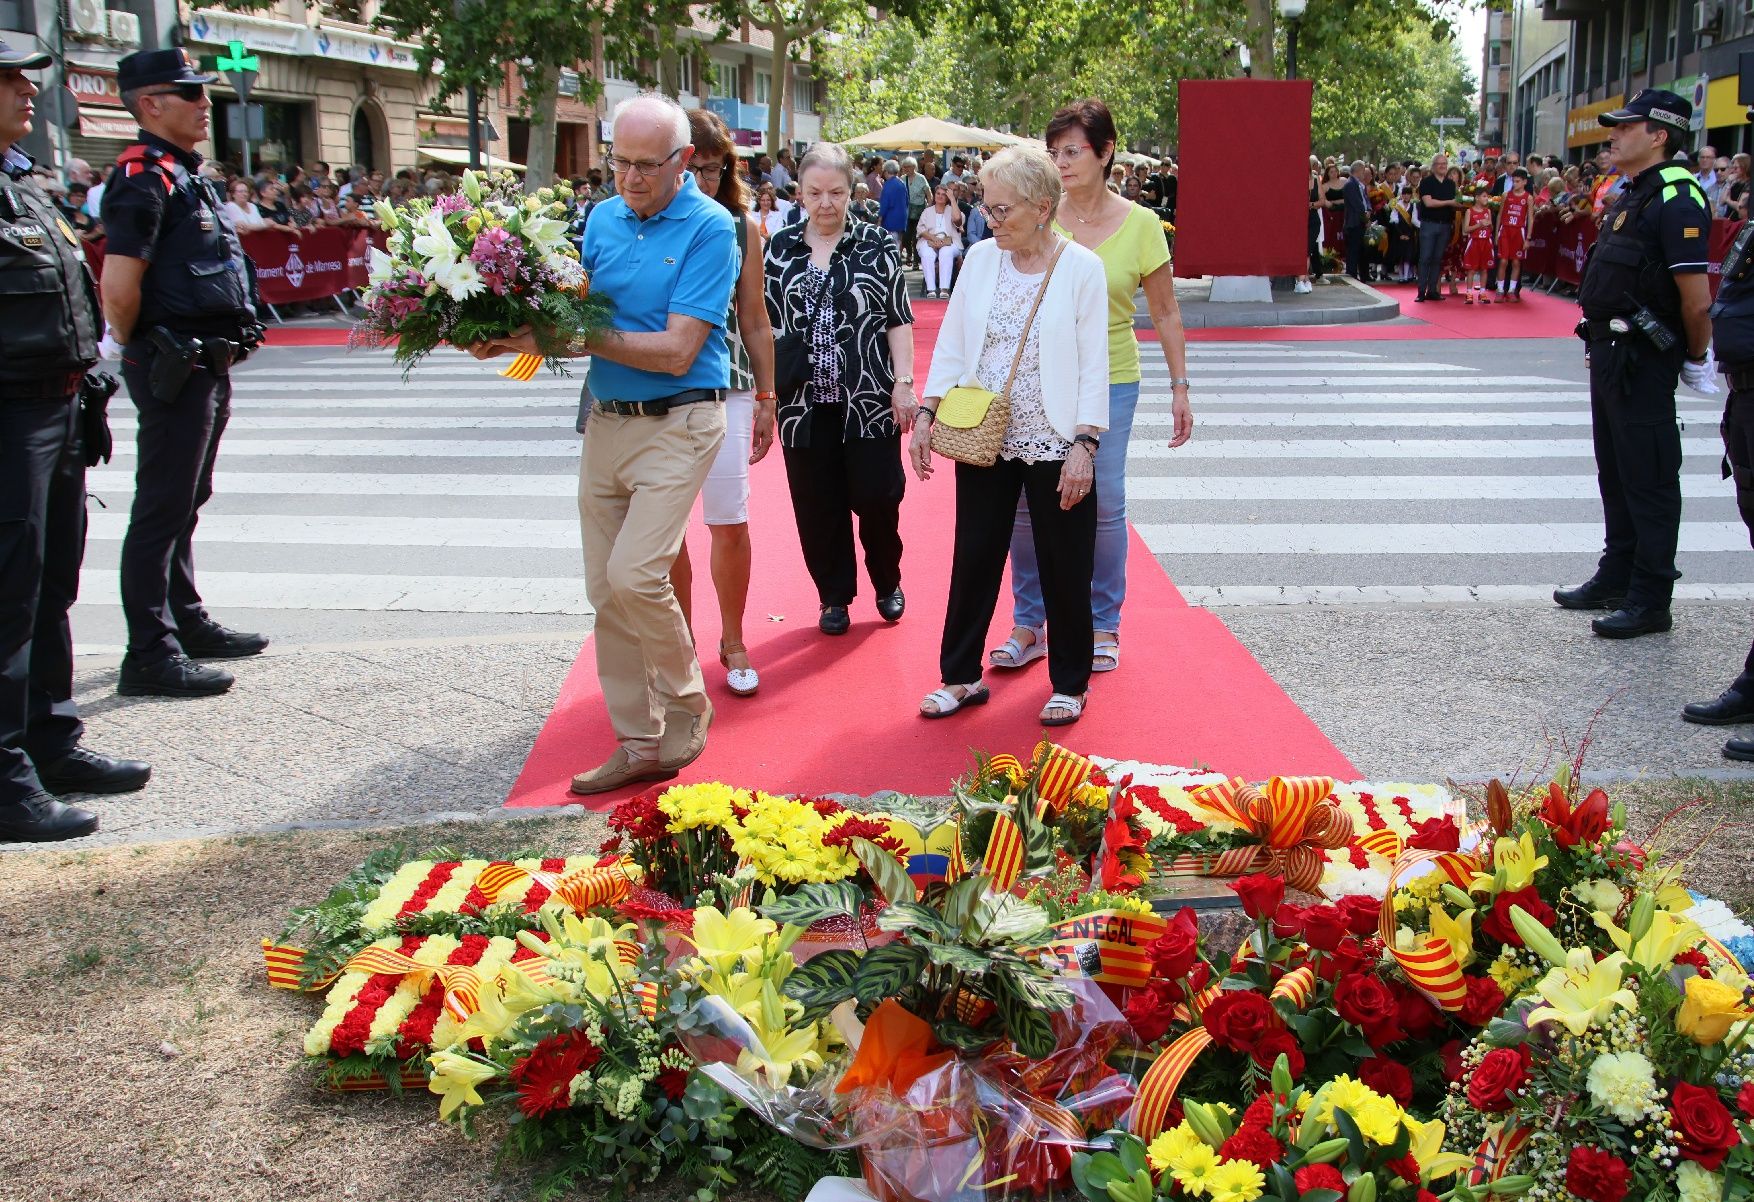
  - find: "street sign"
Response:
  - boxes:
[224,103,264,140]
[208,40,258,104]
[1431,116,1466,126]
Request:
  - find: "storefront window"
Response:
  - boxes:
[212,99,308,174]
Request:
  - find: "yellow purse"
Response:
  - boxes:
[936,385,999,429]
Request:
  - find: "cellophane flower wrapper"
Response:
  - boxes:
[686,979,1138,1202]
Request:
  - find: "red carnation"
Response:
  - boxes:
[1466,1045,1530,1113]
[1336,894,1382,936]
[1674,948,1712,975]
[1456,974,1508,1027]
[1231,873,1286,921]
[1358,1056,1414,1106]
[1386,1155,1422,1185]
[1220,1125,1285,1171]
[1479,886,1555,946]
[1565,1146,1630,1202]
[1671,1081,1741,1170]
[1202,989,1279,1053]
[1295,1166,1347,1195]
[657,1066,690,1101]
[1408,816,1461,852]
[1302,905,1350,953]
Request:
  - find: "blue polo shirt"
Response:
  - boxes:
[582,173,737,402]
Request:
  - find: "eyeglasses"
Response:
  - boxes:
[1048,144,1092,164]
[145,83,206,103]
[694,162,727,179]
[976,202,1020,224]
[606,147,683,178]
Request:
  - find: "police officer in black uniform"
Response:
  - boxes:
[1683,140,1754,759]
[100,49,269,697]
[1555,89,1718,639]
[0,37,151,841]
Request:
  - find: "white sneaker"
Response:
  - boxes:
[1294,279,1312,294]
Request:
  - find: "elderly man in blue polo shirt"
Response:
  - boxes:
[469,92,738,794]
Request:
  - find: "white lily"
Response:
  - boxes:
[519,214,568,251]
[367,246,395,286]
[432,256,486,301]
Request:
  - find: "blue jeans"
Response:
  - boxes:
[1009,379,1140,633]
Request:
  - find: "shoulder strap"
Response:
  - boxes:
[999,240,1068,400]
[118,143,178,195]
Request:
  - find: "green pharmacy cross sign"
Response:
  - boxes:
[205,40,258,103]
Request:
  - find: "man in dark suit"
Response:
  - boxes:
[1342,160,1370,280]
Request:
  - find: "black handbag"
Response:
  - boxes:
[773,264,835,403]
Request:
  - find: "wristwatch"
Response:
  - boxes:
[1074,433,1101,452]
[894,375,915,387]
[1170,377,1192,389]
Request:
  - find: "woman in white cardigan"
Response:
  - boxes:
[908,144,1109,725]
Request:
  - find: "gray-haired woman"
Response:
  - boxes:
[911,144,1109,725]
[765,143,918,635]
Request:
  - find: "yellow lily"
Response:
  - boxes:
[499,960,559,1011]
[1404,1116,1477,1182]
[1594,908,1705,972]
[1477,832,1548,892]
[452,970,519,1048]
[427,1050,498,1119]
[736,1020,826,1086]
[689,906,777,976]
[1427,905,1475,969]
[701,969,769,1025]
[1527,949,1637,1035]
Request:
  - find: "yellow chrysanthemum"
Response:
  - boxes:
[1206,1159,1267,1202]
[1317,1076,1403,1145]
[1148,1123,1207,1173]
[1170,1144,1222,1197]
[1487,953,1538,997]
[658,781,748,833]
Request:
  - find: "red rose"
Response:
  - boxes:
[1672,1081,1741,1170]
[1149,907,1201,980]
[1336,894,1383,936]
[1302,905,1350,953]
[1408,816,1461,852]
[1272,902,1309,939]
[1565,1146,1630,1202]
[1466,1045,1530,1112]
[1202,989,1280,1053]
[1334,972,1404,1047]
[1358,1056,1414,1106]
[1250,1030,1306,1081]
[1440,1039,1466,1083]
[1396,984,1444,1040]
[1295,1166,1347,1195]
[1739,1081,1754,1119]
[1220,1125,1286,1171]
[1125,982,1181,1046]
[1457,975,1508,1028]
[1479,886,1556,946]
[1231,873,1286,921]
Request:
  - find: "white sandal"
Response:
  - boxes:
[720,641,759,697]
[1092,634,1120,674]
[920,683,989,719]
[1040,692,1087,726]
[989,626,1047,670]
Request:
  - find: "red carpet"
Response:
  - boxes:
[504,375,1355,809]
[1163,281,1578,342]
[263,326,355,347]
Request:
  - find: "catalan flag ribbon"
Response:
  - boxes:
[1031,740,1096,806]
[1186,775,1352,894]
[476,860,632,914]
[336,945,486,1021]
[1356,828,1405,860]
[499,352,543,382]
[983,814,1027,894]
[1128,1027,1213,1140]
[262,940,324,990]
[1469,1124,1531,1185]
[333,1066,429,1092]
[1032,909,1170,988]
[1378,847,1481,1011]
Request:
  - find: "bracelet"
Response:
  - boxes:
[916,408,936,423]
[754,390,778,402]
[1170,378,1192,389]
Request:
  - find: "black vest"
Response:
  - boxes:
[0,150,101,384]
[1711,222,1754,369]
[119,143,257,335]
[1578,163,1706,324]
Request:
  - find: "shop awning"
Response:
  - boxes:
[415,145,527,172]
[78,107,136,140]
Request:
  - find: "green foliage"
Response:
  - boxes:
[757,880,865,929]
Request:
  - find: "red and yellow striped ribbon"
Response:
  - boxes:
[1356,828,1404,859]
[1033,909,1170,988]
[476,860,632,913]
[1129,1027,1213,1139]
[1378,847,1480,1011]
[1469,1124,1531,1185]
[333,1066,430,1092]
[1186,776,1350,893]
[500,352,543,382]
[1272,964,1318,1008]
[336,944,485,1021]
[981,753,1027,787]
[1157,846,1270,880]
[1031,740,1095,806]
[262,940,315,990]
[984,815,1027,893]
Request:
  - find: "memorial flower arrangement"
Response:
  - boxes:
[1439,893,1754,1202]
[351,168,611,375]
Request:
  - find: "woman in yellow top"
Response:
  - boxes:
[990,98,1194,676]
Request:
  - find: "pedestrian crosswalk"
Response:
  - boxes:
[69,337,1753,651]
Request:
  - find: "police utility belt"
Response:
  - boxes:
[1576,310,1678,351]
[594,388,724,416]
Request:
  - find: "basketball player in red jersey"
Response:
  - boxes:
[1495,168,1533,302]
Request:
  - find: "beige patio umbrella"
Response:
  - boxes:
[844,116,1010,151]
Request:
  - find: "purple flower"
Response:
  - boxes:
[434,192,472,216]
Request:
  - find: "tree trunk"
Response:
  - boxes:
[766,31,789,160]
[524,63,561,189]
[659,46,682,99]
[1243,0,1276,79]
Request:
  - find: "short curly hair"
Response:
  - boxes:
[979,144,1062,215]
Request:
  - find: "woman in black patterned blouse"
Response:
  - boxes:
[764,142,919,636]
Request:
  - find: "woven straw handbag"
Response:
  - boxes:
[930,242,1066,468]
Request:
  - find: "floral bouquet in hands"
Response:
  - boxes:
[351,168,610,375]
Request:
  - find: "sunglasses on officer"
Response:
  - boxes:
[144,82,206,103]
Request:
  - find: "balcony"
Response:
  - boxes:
[1540,0,1605,19]
[705,96,768,131]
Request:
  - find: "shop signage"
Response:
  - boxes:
[558,68,580,97]
[66,65,122,107]
[1567,94,1623,147]
[312,25,418,70]
[187,10,312,56]
[78,108,136,139]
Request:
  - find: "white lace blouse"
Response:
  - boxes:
[975,255,1070,464]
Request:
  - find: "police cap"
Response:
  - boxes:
[116,48,216,93]
[1599,88,1692,134]
[0,36,53,70]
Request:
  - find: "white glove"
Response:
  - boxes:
[97,325,124,362]
[1682,349,1721,395]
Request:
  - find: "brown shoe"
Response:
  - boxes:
[659,702,713,772]
[569,748,677,796]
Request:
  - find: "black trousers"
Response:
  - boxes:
[1723,388,1754,686]
[1344,222,1366,280]
[119,342,232,661]
[1416,220,1449,296]
[942,456,1096,697]
[781,400,905,607]
[1587,336,1685,609]
[0,392,87,806]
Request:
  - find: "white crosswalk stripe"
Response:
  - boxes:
[66,337,1754,646]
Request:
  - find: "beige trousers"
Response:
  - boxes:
[577,401,726,755]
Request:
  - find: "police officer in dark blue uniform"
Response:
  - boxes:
[100,49,269,698]
[0,37,151,841]
[1555,90,1718,639]
[1684,152,1754,759]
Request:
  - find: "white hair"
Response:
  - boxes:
[902,156,918,169]
[798,142,856,187]
[611,92,689,149]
